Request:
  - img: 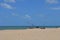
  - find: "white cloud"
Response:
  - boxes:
[12,13,18,16]
[4,0,16,3]
[46,0,58,4]
[50,7,60,10]
[21,14,32,20]
[24,14,31,19]
[0,3,15,9]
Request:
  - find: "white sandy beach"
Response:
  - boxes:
[0,28,60,40]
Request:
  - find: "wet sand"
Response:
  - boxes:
[0,28,60,40]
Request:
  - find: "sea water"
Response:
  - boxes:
[0,26,60,30]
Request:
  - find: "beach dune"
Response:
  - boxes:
[0,28,60,40]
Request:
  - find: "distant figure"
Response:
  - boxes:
[40,27,46,29]
[36,26,39,28]
[55,26,58,28]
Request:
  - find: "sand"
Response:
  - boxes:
[0,28,60,40]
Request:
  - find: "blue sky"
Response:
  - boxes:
[0,0,60,26]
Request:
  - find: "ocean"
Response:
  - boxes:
[0,26,60,30]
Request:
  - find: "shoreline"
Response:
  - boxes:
[0,26,59,30]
